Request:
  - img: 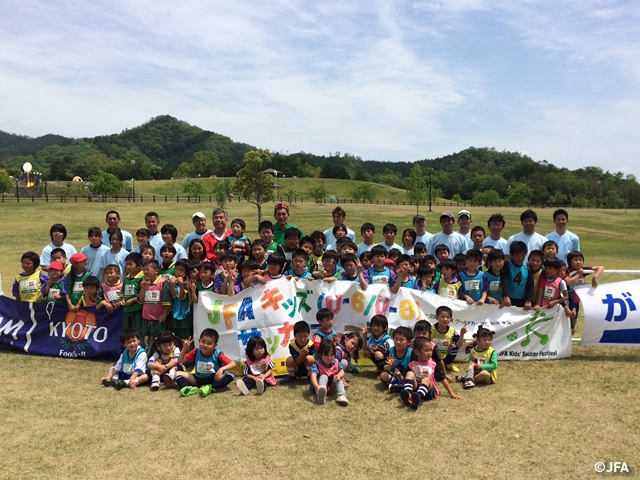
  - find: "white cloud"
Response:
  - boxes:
[0,0,638,176]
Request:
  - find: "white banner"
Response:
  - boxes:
[578,279,640,347]
[194,279,572,374]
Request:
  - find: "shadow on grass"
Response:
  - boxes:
[568,353,640,363]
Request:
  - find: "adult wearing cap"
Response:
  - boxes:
[457,210,473,249]
[102,210,133,251]
[145,211,165,253]
[505,209,547,261]
[426,211,468,257]
[323,206,356,248]
[413,214,433,246]
[41,223,77,272]
[202,208,232,262]
[181,212,212,251]
[273,203,303,245]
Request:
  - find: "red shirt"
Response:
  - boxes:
[202,229,232,262]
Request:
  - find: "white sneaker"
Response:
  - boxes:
[150,380,160,391]
[236,379,250,395]
[336,394,349,406]
[317,386,327,405]
[256,379,265,395]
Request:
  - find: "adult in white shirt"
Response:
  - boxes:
[323,206,356,247]
[483,213,508,252]
[426,211,468,257]
[41,223,77,271]
[546,208,580,265]
[505,209,548,260]
[457,209,474,249]
[101,210,133,251]
[145,211,165,253]
[412,214,433,246]
[181,211,212,251]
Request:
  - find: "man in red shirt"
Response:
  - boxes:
[202,208,232,261]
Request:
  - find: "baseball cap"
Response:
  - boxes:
[192,212,206,220]
[413,214,426,223]
[48,261,64,271]
[440,211,454,219]
[458,209,471,219]
[69,253,88,264]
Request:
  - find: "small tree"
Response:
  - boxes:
[191,151,220,177]
[88,171,124,196]
[212,178,233,208]
[406,164,428,213]
[173,162,192,178]
[308,183,328,203]
[350,183,377,202]
[0,168,13,193]
[182,179,205,198]
[234,149,276,224]
[284,187,298,203]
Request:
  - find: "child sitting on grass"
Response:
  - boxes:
[400,336,438,410]
[102,328,149,390]
[236,336,275,396]
[309,339,349,406]
[175,329,236,397]
[456,325,497,389]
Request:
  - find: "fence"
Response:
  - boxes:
[2,193,639,210]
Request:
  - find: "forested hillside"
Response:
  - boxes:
[1,115,638,207]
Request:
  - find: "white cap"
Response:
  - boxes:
[192,212,206,220]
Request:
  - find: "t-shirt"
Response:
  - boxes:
[289,339,315,358]
[102,230,133,252]
[244,356,277,385]
[114,346,147,380]
[505,232,548,261]
[407,359,439,397]
[40,242,77,268]
[470,346,497,383]
[81,244,110,283]
[202,229,232,262]
[434,276,464,300]
[415,232,433,247]
[181,229,212,250]
[377,242,403,252]
[273,223,303,246]
[459,269,489,302]
[141,277,172,321]
[431,325,460,359]
[483,237,508,252]
[426,232,468,258]
[123,271,143,314]
[183,348,233,379]
[100,248,130,280]
[545,230,580,266]
[40,275,68,305]
[324,226,356,247]
[357,242,374,256]
[13,271,47,302]
[364,267,397,286]
[148,346,180,366]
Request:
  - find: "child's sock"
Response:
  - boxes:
[416,384,429,400]
[465,368,474,381]
[286,367,296,377]
[402,380,413,394]
[152,374,160,383]
[176,377,190,389]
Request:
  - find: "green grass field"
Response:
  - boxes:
[1,196,639,478]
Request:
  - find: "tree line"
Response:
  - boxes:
[1,116,638,207]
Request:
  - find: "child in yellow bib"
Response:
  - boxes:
[13,252,45,302]
[457,325,497,389]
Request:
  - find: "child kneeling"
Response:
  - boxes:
[175,328,236,397]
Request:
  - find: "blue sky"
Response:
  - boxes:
[1,1,639,175]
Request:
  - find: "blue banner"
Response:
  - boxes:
[0,296,122,360]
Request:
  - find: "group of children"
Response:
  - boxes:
[101,305,497,410]
[12,210,604,408]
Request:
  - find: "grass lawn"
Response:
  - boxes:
[0,199,639,478]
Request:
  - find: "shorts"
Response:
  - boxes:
[370,350,389,369]
[510,298,526,308]
[124,310,144,333]
[171,314,194,340]
[141,318,166,338]
[294,364,309,378]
